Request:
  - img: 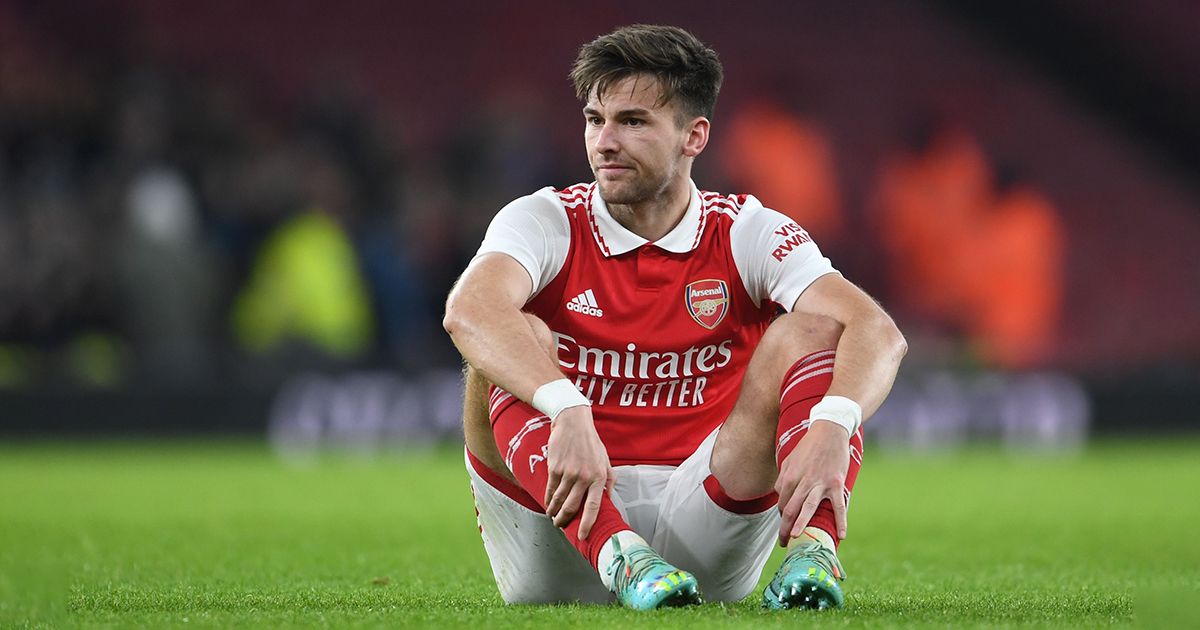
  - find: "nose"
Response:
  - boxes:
[594,120,619,154]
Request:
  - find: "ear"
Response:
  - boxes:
[681,117,710,158]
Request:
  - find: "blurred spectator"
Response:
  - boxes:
[720,98,844,242]
[965,171,1065,368]
[230,141,375,366]
[872,120,992,331]
[356,211,432,372]
[294,83,442,371]
[2,135,126,388]
[109,71,222,384]
[872,120,1065,369]
[115,166,218,383]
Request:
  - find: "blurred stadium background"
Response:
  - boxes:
[3,1,1199,626]
[2,0,1196,449]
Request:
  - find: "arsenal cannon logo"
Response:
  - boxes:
[685,279,730,330]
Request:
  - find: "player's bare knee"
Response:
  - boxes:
[521,312,557,359]
[762,312,843,359]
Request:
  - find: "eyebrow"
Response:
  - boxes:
[583,107,653,118]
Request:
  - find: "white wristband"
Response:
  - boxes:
[810,396,862,439]
[531,379,591,421]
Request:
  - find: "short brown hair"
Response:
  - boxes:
[570,25,723,121]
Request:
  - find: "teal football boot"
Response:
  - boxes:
[605,539,702,610]
[762,538,846,610]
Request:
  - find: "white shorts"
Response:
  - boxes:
[465,428,780,604]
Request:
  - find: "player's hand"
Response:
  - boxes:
[544,406,615,539]
[775,421,851,546]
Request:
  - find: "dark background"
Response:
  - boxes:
[1,0,1196,442]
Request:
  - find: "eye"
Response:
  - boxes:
[587,116,604,126]
[626,118,644,127]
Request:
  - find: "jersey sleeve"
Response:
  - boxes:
[473,187,571,300]
[730,195,840,312]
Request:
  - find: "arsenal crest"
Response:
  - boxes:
[685,279,730,330]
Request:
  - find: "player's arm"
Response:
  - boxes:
[732,199,906,543]
[792,273,907,423]
[444,253,614,539]
[731,200,907,429]
[444,253,562,400]
[775,274,906,543]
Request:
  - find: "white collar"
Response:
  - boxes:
[588,180,704,256]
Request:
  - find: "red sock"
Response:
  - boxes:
[485,386,630,569]
[775,350,865,547]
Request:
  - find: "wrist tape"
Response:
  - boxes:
[810,395,862,438]
[531,379,591,421]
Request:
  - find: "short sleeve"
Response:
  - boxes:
[729,195,840,312]
[473,187,571,299]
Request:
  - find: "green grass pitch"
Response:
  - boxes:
[2,439,1197,628]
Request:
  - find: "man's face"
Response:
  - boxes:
[584,75,692,205]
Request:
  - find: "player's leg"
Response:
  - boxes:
[759,347,865,610]
[709,312,845,500]
[647,314,843,601]
[462,358,515,485]
[465,447,609,603]
[468,313,700,609]
[462,327,606,604]
[650,427,780,602]
[708,312,866,609]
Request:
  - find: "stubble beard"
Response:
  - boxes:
[595,166,673,208]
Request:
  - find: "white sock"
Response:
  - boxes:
[788,526,837,553]
[596,529,650,590]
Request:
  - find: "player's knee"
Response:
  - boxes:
[521,312,557,358]
[762,312,843,358]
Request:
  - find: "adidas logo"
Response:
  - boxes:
[566,289,604,318]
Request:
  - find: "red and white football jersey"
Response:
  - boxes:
[476,181,838,466]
